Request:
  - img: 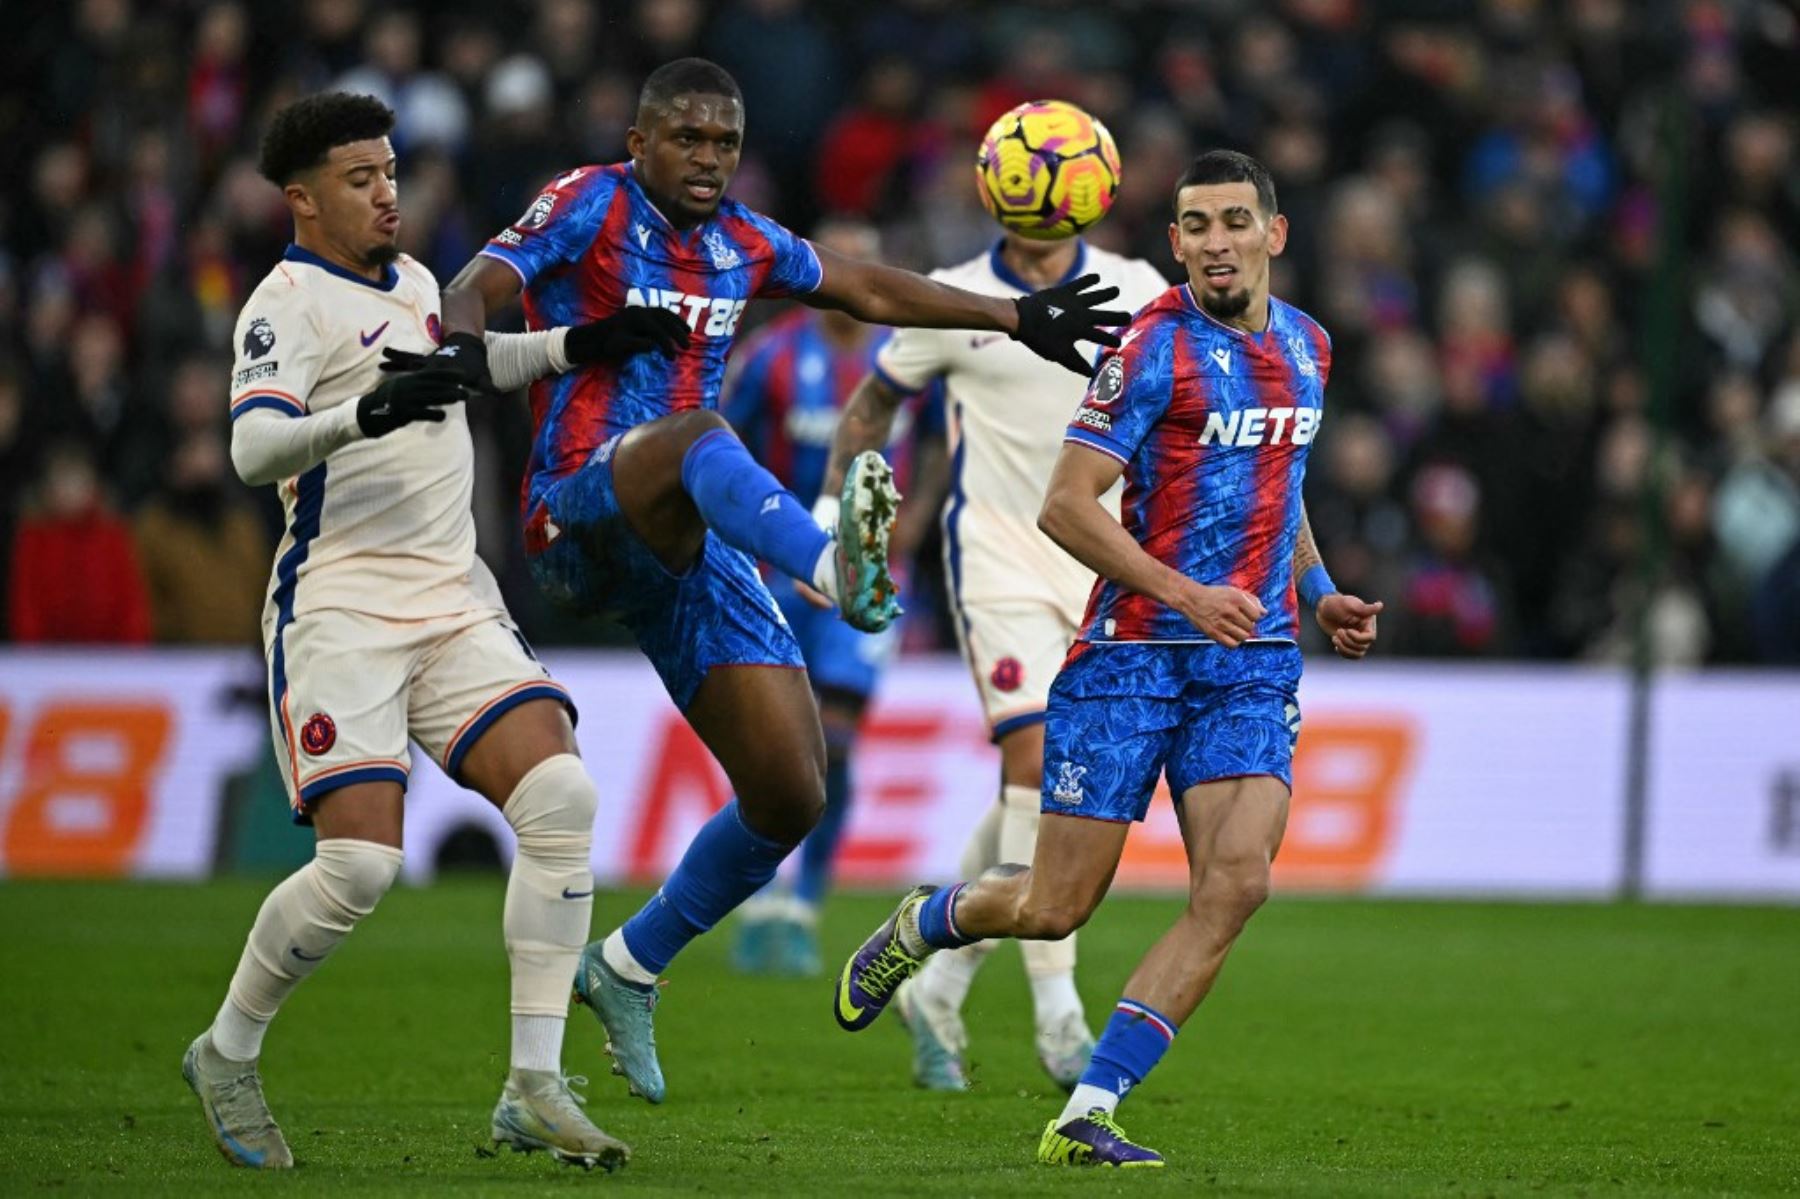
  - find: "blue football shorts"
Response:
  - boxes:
[1040,641,1303,823]
[525,435,804,710]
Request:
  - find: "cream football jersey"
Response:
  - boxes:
[875,243,1168,619]
[228,246,503,633]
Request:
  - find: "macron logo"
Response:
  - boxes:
[636,224,651,250]
[1209,347,1232,374]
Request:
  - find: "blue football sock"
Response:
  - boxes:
[1080,999,1178,1098]
[916,883,978,949]
[681,428,832,585]
[621,799,793,973]
[794,742,852,908]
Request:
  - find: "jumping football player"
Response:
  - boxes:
[182,92,688,1172]
[834,151,1383,1167]
[821,207,1166,1090]
[437,58,1126,1105]
[723,217,948,977]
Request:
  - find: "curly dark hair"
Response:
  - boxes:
[258,92,396,185]
[1173,150,1279,218]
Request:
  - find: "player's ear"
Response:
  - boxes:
[625,125,647,163]
[284,180,318,221]
[1266,213,1289,258]
[1167,221,1184,266]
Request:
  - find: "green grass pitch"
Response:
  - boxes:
[1,881,1796,1195]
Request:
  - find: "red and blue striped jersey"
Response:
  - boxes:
[724,311,945,507]
[479,162,824,504]
[1064,285,1332,644]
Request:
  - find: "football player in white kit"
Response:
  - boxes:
[820,224,1166,1090]
[181,93,681,1173]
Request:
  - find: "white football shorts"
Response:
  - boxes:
[265,607,571,816]
[951,598,1080,742]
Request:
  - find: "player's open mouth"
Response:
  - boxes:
[376,212,400,233]
[1203,265,1237,287]
[684,179,721,202]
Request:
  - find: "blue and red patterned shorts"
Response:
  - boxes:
[1040,641,1303,823]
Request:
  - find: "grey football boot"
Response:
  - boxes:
[181,1031,295,1169]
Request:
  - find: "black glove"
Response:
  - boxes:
[1011,273,1131,376]
[566,307,692,364]
[379,331,493,392]
[356,368,474,438]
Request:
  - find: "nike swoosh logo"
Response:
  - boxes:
[290,946,326,962]
[562,887,593,899]
[836,969,864,1025]
[969,334,1007,350]
[359,321,390,347]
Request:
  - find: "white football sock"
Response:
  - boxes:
[214,838,403,1061]
[1000,783,1080,991]
[1031,972,1086,1031]
[511,1014,565,1074]
[602,928,658,986]
[810,540,841,602]
[908,797,1007,1010]
[1060,1082,1121,1124]
[502,754,598,1071]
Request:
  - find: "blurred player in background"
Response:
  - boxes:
[722,217,948,977]
[835,151,1383,1167]
[180,92,715,1171]
[437,58,1126,1106]
[821,180,1166,1089]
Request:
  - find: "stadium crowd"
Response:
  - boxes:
[2,0,1795,662]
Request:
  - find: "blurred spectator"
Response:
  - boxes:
[8,440,151,644]
[335,9,469,154]
[1392,464,1510,656]
[133,432,269,645]
[814,59,923,218]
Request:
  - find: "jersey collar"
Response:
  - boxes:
[283,244,399,291]
[988,239,1087,295]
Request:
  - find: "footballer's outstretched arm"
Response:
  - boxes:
[807,245,1130,376]
[1038,442,1266,648]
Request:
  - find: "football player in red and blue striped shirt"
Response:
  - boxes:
[435,58,1126,1107]
[836,151,1383,1168]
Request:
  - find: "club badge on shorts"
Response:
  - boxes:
[300,712,337,755]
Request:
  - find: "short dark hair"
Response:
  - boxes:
[258,92,396,185]
[1173,150,1278,218]
[638,58,743,122]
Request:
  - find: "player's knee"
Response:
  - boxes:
[1196,859,1272,929]
[312,838,404,920]
[503,754,597,859]
[666,408,732,449]
[739,776,825,847]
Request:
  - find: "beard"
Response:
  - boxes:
[1198,284,1251,321]
[363,240,401,269]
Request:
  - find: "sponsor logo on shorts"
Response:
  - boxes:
[989,656,1023,693]
[300,712,336,756]
[233,361,278,387]
[1050,761,1087,806]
